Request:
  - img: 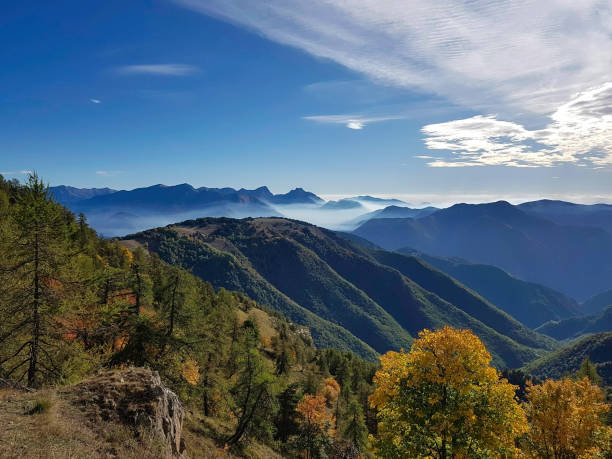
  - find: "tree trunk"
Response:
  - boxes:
[27,232,40,388]
[167,274,179,336]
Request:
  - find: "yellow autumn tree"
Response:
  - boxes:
[522,377,611,458]
[370,326,527,458]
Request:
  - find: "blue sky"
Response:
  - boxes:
[2,0,612,202]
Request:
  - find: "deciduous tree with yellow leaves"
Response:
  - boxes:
[522,376,611,458]
[369,326,527,458]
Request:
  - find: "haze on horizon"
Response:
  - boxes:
[2,1,611,201]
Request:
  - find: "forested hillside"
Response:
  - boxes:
[0,175,379,457]
[123,217,556,368]
[524,332,612,385]
[397,249,582,328]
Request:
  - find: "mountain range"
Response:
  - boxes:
[121,216,558,368]
[353,201,612,300]
[50,184,322,236]
[52,184,612,305]
[518,199,612,234]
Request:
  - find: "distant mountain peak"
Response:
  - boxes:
[273,187,324,204]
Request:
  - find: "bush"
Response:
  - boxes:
[27,397,53,415]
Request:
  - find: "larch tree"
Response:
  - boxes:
[369,326,528,459]
[294,394,335,459]
[0,174,75,387]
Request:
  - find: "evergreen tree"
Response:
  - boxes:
[574,357,603,386]
[0,174,75,387]
[227,322,278,445]
[275,383,302,443]
[343,398,368,452]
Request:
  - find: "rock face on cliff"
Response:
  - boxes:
[68,367,185,457]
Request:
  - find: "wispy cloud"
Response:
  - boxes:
[95,170,124,177]
[303,114,405,130]
[89,98,101,104]
[1,170,32,176]
[421,83,612,168]
[172,0,612,115]
[116,64,198,76]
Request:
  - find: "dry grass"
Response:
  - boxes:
[181,411,283,459]
[0,385,284,459]
[0,387,167,458]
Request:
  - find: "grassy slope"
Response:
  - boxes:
[126,217,554,368]
[523,332,612,385]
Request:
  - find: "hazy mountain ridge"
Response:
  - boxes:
[49,185,117,204]
[535,305,612,341]
[397,249,582,328]
[353,201,612,300]
[583,289,612,315]
[519,199,612,234]
[369,250,557,350]
[50,184,324,237]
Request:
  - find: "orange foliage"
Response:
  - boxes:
[322,377,340,406]
[296,394,334,430]
[42,276,63,292]
[113,335,127,351]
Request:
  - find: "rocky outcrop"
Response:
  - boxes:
[68,367,185,457]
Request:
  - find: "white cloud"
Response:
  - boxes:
[172,0,612,115]
[303,114,405,129]
[1,170,33,176]
[116,64,198,76]
[95,170,124,177]
[89,98,101,104]
[421,83,612,167]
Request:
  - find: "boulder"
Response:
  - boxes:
[69,367,185,457]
